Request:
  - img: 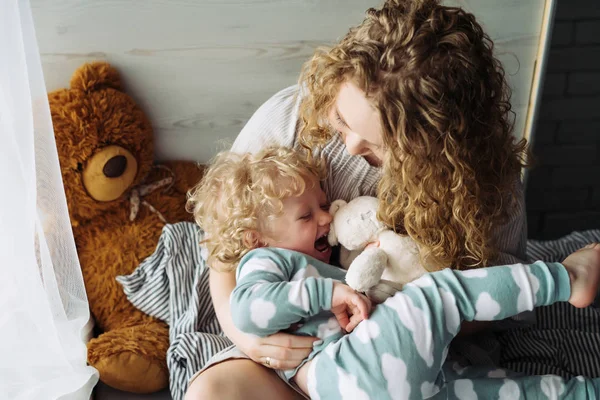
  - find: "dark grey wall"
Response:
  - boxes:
[526,0,600,239]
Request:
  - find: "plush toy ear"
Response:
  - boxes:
[70,61,123,93]
[328,199,347,217]
[327,199,346,246]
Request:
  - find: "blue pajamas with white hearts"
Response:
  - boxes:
[231,247,600,399]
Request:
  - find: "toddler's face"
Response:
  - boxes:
[262,183,332,263]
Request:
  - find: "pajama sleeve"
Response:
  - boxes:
[230,256,334,337]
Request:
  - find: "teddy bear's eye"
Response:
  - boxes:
[77,162,83,172]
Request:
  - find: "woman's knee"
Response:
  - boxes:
[185,371,223,400]
[185,359,299,400]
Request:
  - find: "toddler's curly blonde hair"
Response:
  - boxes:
[187,147,326,272]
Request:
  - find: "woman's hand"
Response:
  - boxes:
[331,281,372,332]
[236,331,319,370]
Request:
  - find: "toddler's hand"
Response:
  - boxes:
[562,243,600,308]
[331,281,372,332]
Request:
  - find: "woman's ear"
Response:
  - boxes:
[243,230,265,249]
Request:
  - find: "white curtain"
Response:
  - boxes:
[0,0,98,399]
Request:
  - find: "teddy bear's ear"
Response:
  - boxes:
[70,62,123,93]
[328,199,347,217]
[327,199,346,247]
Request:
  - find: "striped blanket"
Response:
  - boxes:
[500,230,600,378]
[118,222,600,400]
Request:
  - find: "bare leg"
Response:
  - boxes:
[185,359,305,400]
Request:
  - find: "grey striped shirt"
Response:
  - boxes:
[232,85,528,266]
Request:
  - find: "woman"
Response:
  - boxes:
[186,0,528,398]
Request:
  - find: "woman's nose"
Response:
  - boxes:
[343,132,365,156]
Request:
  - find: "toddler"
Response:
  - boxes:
[188,146,600,399]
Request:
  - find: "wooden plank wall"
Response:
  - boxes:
[31,0,547,163]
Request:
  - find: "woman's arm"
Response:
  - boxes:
[493,179,528,265]
[230,85,300,154]
[209,268,247,345]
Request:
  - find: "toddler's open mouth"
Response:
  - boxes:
[314,232,330,253]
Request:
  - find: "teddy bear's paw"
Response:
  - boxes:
[346,247,387,291]
[366,280,404,304]
[88,324,169,393]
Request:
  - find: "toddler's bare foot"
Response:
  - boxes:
[562,243,600,308]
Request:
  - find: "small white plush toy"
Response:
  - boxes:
[328,196,429,301]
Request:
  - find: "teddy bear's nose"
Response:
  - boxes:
[103,155,128,178]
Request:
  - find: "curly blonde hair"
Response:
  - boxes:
[187,147,326,272]
[298,0,528,270]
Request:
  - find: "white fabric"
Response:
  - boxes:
[0,1,98,399]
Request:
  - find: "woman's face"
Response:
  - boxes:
[328,81,385,166]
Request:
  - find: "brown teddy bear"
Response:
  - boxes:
[49,62,205,394]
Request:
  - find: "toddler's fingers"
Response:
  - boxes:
[345,313,364,332]
[333,309,350,330]
[362,294,373,315]
[352,294,370,319]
